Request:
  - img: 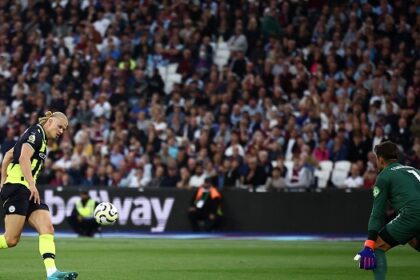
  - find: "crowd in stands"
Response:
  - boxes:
[0,0,419,191]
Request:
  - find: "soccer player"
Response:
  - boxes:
[0,111,78,280]
[355,141,420,280]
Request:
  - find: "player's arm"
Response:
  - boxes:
[20,143,41,203]
[355,175,388,270]
[20,129,43,204]
[0,147,14,188]
[367,176,389,243]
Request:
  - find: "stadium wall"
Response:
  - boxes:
[0,188,372,234]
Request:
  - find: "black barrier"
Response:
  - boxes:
[0,187,373,234]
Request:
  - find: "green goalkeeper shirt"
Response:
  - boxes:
[368,162,420,238]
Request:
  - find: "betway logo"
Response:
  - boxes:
[44,190,175,232]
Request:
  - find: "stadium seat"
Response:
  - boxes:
[283,160,294,172]
[213,47,231,70]
[314,160,333,188]
[157,63,180,94]
[214,56,229,70]
[217,42,230,51]
[216,49,231,58]
[319,160,333,172]
[167,63,178,75]
[331,161,352,188]
[158,63,178,79]
[334,161,351,171]
[64,36,75,54]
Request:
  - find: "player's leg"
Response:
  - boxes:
[188,210,200,232]
[0,215,26,248]
[66,215,84,236]
[28,209,57,277]
[372,235,392,280]
[374,213,417,280]
[28,209,78,280]
[375,235,393,251]
[0,183,29,248]
[408,237,420,252]
[81,218,100,237]
[204,214,221,232]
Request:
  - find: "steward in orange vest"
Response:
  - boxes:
[188,177,223,232]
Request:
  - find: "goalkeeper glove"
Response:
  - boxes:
[355,240,377,270]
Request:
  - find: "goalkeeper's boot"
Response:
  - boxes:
[47,270,78,280]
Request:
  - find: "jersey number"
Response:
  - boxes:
[407,170,420,183]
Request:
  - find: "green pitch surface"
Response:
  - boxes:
[0,237,419,280]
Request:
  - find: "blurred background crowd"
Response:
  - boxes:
[0,0,419,191]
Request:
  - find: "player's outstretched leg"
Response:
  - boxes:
[40,234,79,279]
[47,270,78,280]
[29,210,78,280]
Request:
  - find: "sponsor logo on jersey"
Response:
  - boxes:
[28,134,36,144]
[39,153,46,160]
[373,186,380,198]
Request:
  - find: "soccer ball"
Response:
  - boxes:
[94,202,118,225]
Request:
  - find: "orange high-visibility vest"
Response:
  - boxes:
[195,186,221,201]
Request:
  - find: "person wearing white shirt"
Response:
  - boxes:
[224,132,245,157]
[343,164,364,188]
[285,157,311,188]
[11,75,30,96]
[227,25,248,53]
[372,126,387,151]
[92,93,112,119]
[52,149,73,171]
[188,164,206,189]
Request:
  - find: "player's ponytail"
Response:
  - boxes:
[38,111,53,125]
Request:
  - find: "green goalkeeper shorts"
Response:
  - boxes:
[380,211,420,246]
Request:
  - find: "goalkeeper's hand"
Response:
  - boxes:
[354,240,376,270]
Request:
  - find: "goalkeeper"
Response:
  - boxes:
[355,141,420,280]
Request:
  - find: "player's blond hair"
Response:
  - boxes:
[38,111,68,125]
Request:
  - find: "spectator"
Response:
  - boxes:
[188,177,223,232]
[0,0,415,191]
[261,7,282,37]
[160,165,180,188]
[223,158,240,189]
[188,163,206,189]
[176,167,191,189]
[265,167,286,192]
[227,24,248,53]
[343,164,364,189]
[363,167,378,189]
[1,128,17,156]
[391,117,412,151]
[66,190,100,237]
[285,157,311,188]
[80,166,97,187]
[348,131,369,163]
[241,156,266,190]
[147,165,165,188]
[313,140,330,163]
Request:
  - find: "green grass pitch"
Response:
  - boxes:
[0,237,419,279]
